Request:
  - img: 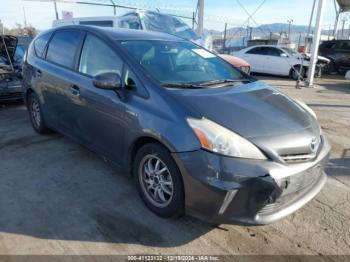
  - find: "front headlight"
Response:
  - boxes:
[239,66,250,74]
[187,117,266,159]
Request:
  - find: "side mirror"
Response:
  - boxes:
[93,72,121,90]
[280,53,288,58]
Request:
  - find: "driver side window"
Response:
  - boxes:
[79,34,122,77]
[267,47,283,57]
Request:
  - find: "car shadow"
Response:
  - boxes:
[325,149,350,186]
[0,105,215,248]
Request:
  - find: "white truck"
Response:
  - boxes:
[52,10,212,50]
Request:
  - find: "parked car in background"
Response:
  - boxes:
[23,26,330,225]
[319,40,350,73]
[218,54,250,74]
[234,45,329,80]
[0,35,23,102]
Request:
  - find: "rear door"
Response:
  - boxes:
[44,30,84,134]
[241,47,267,73]
[75,33,126,164]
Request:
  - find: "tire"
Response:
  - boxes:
[325,60,338,74]
[133,143,184,218]
[27,92,51,134]
[291,66,304,80]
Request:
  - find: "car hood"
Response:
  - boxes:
[0,35,17,62]
[172,81,321,156]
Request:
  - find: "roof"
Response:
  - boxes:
[337,0,350,12]
[47,25,182,41]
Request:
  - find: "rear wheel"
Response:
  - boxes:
[27,92,51,134]
[133,143,184,218]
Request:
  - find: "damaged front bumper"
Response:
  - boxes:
[172,135,331,225]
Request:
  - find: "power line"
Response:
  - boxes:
[235,0,270,36]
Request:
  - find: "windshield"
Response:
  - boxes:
[142,12,197,40]
[120,40,246,86]
[282,47,298,56]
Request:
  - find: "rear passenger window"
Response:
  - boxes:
[46,31,82,69]
[247,47,267,55]
[34,33,52,58]
[79,34,123,77]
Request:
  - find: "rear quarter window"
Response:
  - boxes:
[46,30,82,69]
[33,32,52,58]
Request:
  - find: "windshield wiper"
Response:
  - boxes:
[162,83,202,89]
[198,79,250,87]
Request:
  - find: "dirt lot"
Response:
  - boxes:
[0,75,349,256]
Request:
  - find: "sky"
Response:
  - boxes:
[0,0,346,31]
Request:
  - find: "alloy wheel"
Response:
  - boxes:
[31,98,41,128]
[139,154,174,208]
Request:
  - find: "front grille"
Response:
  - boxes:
[280,136,323,163]
[280,152,317,163]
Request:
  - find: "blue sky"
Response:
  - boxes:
[0,0,343,31]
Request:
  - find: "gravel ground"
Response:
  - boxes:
[0,75,349,256]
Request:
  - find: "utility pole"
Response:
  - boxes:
[341,18,347,39]
[23,7,28,27]
[306,0,326,87]
[222,23,227,53]
[287,19,293,41]
[110,0,116,15]
[333,0,340,39]
[196,0,204,35]
[192,12,195,30]
[53,0,59,20]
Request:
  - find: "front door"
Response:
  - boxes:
[263,47,290,76]
[74,33,126,164]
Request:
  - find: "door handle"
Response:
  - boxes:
[70,85,80,96]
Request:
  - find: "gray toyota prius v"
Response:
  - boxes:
[22,26,330,225]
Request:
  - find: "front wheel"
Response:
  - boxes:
[133,143,184,218]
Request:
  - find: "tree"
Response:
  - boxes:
[0,22,37,37]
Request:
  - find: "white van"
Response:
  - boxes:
[52,10,212,50]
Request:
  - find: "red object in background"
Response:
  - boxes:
[218,54,251,74]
